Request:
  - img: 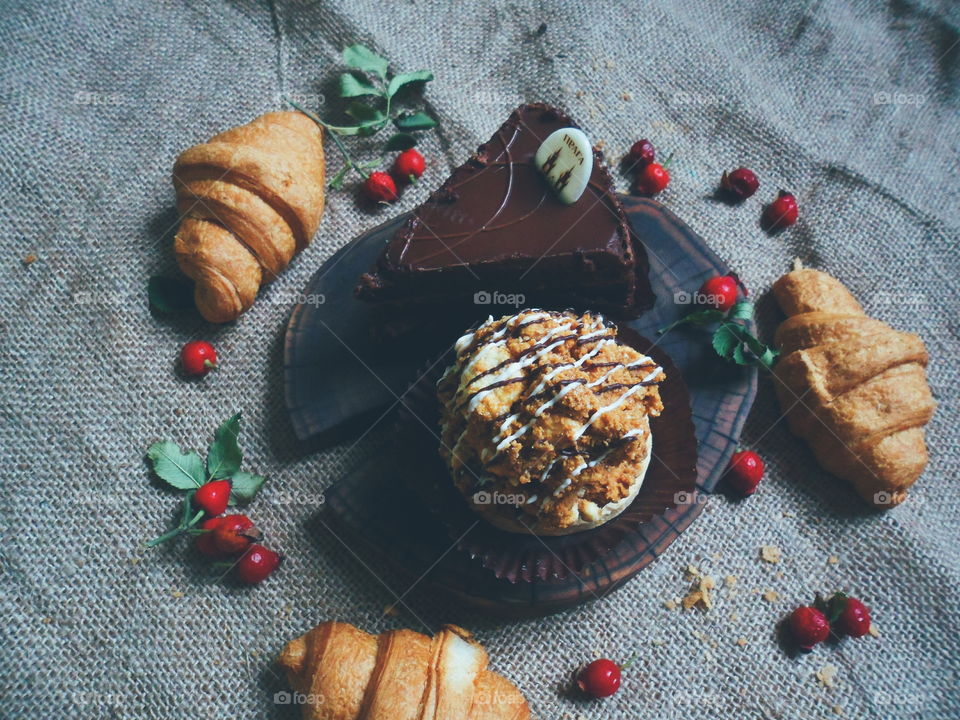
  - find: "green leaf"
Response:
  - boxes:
[758,346,779,370]
[712,322,740,359]
[339,73,380,98]
[229,470,266,504]
[394,112,437,131]
[147,441,205,490]
[343,44,389,79]
[346,102,381,123]
[207,413,242,480]
[387,70,433,98]
[728,301,754,322]
[148,276,194,314]
[384,132,417,151]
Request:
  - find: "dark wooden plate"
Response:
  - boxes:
[284,195,758,616]
[394,326,698,582]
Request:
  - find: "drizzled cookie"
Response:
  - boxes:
[438,310,665,535]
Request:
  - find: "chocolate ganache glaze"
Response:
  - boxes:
[356,103,653,316]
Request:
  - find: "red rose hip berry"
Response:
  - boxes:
[195,517,227,557]
[627,138,655,167]
[836,597,871,638]
[698,275,739,311]
[193,479,232,517]
[634,162,670,195]
[789,606,831,650]
[721,167,760,201]
[577,658,621,698]
[763,190,799,230]
[212,514,261,555]
[180,340,217,377]
[725,450,765,496]
[392,148,426,184]
[362,171,398,203]
[236,544,282,584]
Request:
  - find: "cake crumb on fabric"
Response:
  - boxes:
[817,664,838,688]
[761,545,782,563]
[763,590,779,602]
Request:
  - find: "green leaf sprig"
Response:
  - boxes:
[285,44,436,190]
[145,413,267,547]
[659,299,779,370]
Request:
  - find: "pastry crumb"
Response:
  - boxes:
[782,511,795,518]
[775,571,785,580]
[868,623,880,638]
[171,589,184,599]
[22,253,37,265]
[762,590,779,603]
[620,92,632,101]
[832,705,843,715]
[736,637,748,647]
[685,564,701,578]
[725,574,737,587]
[816,664,838,688]
[729,612,740,622]
[593,139,606,151]
[760,545,782,563]
[663,599,676,611]
[827,555,840,565]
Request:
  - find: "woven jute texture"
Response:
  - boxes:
[1,0,958,717]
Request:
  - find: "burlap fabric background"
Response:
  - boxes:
[1,0,958,717]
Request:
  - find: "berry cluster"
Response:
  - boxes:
[362,148,426,203]
[146,415,281,585]
[789,593,872,650]
[192,485,283,585]
[625,138,670,196]
[624,138,799,230]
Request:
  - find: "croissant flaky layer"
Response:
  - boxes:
[772,267,935,508]
[277,621,530,720]
[172,111,325,322]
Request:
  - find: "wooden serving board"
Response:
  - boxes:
[284,196,758,616]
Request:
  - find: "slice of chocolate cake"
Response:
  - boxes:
[356,103,653,316]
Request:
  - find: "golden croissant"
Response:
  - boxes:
[771,264,935,507]
[172,111,325,322]
[277,621,530,720]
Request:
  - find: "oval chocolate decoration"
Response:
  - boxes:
[534,127,593,205]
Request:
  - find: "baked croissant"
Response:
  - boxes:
[172,111,325,322]
[277,621,530,720]
[772,264,935,507]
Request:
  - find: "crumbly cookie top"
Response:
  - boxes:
[438,310,665,531]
